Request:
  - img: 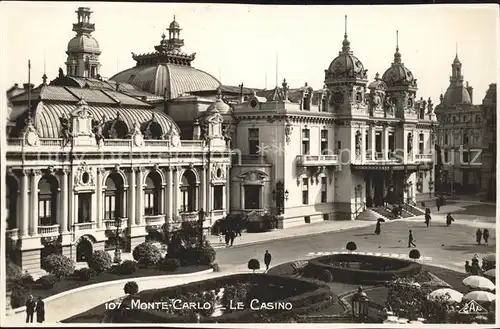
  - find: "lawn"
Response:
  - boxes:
[27,264,211,301]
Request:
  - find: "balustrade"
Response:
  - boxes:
[73,222,95,231]
[38,224,60,236]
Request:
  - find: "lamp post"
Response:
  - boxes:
[113,216,122,263]
[197,208,206,248]
[271,181,289,215]
[351,286,369,323]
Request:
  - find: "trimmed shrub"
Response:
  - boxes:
[248,259,260,272]
[19,274,35,287]
[409,249,421,260]
[346,241,357,252]
[319,269,333,282]
[36,274,58,289]
[74,268,96,281]
[6,260,22,287]
[212,263,221,272]
[115,260,138,275]
[157,258,180,272]
[132,242,162,267]
[124,281,139,295]
[198,243,216,265]
[42,254,75,278]
[88,250,113,274]
[10,285,28,308]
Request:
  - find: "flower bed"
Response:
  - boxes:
[67,273,334,323]
[305,254,422,285]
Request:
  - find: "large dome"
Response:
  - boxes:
[326,36,367,80]
[442,85,471,107]
[381,48,416,88]
[67,35,100,54]
[110,64,221,99]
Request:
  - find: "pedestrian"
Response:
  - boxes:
[436,198,441,211]
[476,229,483,245]
[264,250,272,271]
[235,220,242,237]
[229,230,235,247]
[483,229,490,245]
[374,220,381,235]
[425,207,431,215]
[224,230,230,247]
[446,213,454,227]
[464,260,471,273]
[408,230,416,247]
[35,297,45,323]
[424,213,431,227]
[25,295,35,323]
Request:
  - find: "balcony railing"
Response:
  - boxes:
[145,214,165,226]
[296,155,339,166]
[415,154,433,162]
[73,222,96,231]
[38,224,60,236]
[234,154,268,165]
[179,211,198,221]
[6,228,19,240]
[103,218,128,230]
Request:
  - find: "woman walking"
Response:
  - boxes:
[483,229,490,245]
[35,297,45,323]
[374,220,382,235]
[476,229,483,245]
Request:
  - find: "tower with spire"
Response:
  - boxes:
[65,7,101,78]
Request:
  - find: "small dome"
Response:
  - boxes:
[325,32,367,81]
[207,90,231,114]
[381,48,416,88]
[169,17,180,29]
[368,73,388,90]
[67,35,100,54]
[442,85,471,107]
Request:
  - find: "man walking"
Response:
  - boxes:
[436,197,441,211]
[264,250,272,272]
[35,297,45,323]
[408,230,416,247]
[25,295,36,323]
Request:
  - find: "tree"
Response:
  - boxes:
[132,242,161,267]
[88,250,112,274]
[248,259,260,273]
[6,260,22,289]
[409,249,421,260]
[42,254,75,279]
[124,281,139,295]
[346,241,357,252]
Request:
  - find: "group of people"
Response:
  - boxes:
[25,295,45,323]
[475,228,490,245]
[464,254,491,275]
[424,207,455,228]
[219,227,242,247]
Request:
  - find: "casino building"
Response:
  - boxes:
[5,8,437,273]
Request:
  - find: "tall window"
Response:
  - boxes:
[444,132,449,145]
[38,176,57,226]
[244,185,261,209]
[321,177,327,203]
[181,171,197,212]
[105,174,123,220]
[144,175,161,216]
[213,185,223,210]
[302,129,310,155]
[78,193,92,223]
[463,131,469,145]
[444,151,449,163]
[6,177,17,230]
[104,192,116,220]
[302,178,309,205]
[419,133,425,154]
[248,128,260,155]
[320,129,328,154]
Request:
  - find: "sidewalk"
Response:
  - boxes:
[207,219,377,249]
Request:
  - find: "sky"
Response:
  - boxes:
[1,2,498,104]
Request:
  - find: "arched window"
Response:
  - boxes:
[6,176,18,230]
[145,172,161,216]
[38,175,58,226]
[180,171,197,212]
[105,173,124,220]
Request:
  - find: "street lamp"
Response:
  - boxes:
[271,181,289,215]
[197,208,206,248]
[114,216,122,263]
[351,286,369,322]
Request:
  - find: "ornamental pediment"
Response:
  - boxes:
[238,170,268,182]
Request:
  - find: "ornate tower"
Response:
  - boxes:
[381,31,418,120]
[65,7,101,78]
[324,16,368,118]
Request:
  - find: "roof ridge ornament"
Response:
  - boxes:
[340,15,352,55]
[393,30,402,65]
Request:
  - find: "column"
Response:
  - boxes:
[129,168,136,227]
[206,166,212,217]
[166,168,173,221]
[225,166,230,215]
[160,182,165,215]
[30,169,41,235]
[20,170,29,237]
[95,169,102,229]
[136,167,144,225]
[173,167,180,219]
[200,166,207,211]
[361,128,367,163]
[383,126,389,160]
[60,169,69,233]
[73,194,79,227]
[240,184,245,210]
[370,128,376,160]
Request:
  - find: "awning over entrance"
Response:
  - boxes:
[350,163,433,171]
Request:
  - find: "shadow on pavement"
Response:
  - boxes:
[354,233,377,237]
[441,243,495,254]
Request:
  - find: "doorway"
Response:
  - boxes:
[244,185,261,209]
[76,238,93,262]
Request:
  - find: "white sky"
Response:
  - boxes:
[1,2,498,104]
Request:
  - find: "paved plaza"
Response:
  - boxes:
[4,201,496,324]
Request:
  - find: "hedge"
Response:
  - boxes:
[305,254,423,284]
[42,254,75,278]
[87,250,113,273]
[108,273,333,323]
[132,242,162,267]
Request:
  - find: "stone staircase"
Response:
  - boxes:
[356,209,390,222]
[371,207,397,220]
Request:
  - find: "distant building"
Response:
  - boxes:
[434,52,496,200]
[5,9,439,273]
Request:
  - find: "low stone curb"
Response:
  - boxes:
[7,268,214,316]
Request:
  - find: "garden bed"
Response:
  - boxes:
[18,264,211,301]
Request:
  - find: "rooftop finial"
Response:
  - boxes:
[456,42,458,56]
[341,15,351,53]
[396,30,399,50]
[344,15,347,38]
[173,14,176,22]
[393,30,402,64]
